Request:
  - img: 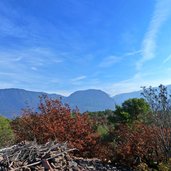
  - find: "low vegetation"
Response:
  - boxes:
[1,84,171,170]
[10,96,98,157]
[0,115,14,148]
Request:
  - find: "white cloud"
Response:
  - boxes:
[31,67,37,71]
[99,55,121,68]
[0,47,63,67]
[124,50,141,56]
[107,58,171,96]
[137,0,171,70]
[0,71,15,76]
[99,50,141,68]
[0,15,27,38]
[0,47,64,90]
[71,75,87,82]
[163,54,171,64]
[105,74,171,96]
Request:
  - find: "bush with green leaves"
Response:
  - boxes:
[109,98,150,124]
[0,115,14,148]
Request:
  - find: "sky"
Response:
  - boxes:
[1,0,171,96]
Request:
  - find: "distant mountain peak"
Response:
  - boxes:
[1,85,171,118]
[69,89,110,97]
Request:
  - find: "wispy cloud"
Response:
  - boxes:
[0,71,15,76]
[0,47,64,89]
[0,16,27,38]
[0,47,63,67]
[0,1,32,39]
[124,50,141,56]
[163,54,171,64]
[99,55,121,68]
[105,73,171,96]
[71,75,87,82]
[99,50,141,68]
[136,0,171,70]
[0,1,62,44]
[31,67,37,71]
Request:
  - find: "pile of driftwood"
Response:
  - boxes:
[0,141,127,171]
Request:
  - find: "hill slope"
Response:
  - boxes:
[0,88,62,118]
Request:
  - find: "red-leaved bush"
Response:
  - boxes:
[11,96,99,157]
[114,122,162,166]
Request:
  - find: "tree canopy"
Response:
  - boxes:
[114,98,150,123]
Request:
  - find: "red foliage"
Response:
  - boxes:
[94,141,116,161]
[114,122,162,166]
[11,96,99,157]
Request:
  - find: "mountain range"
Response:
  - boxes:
[0,88,144,118]
[1,85,171,118]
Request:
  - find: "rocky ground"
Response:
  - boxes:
[72,157,132,171]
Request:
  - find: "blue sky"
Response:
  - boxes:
[0,0,171,96]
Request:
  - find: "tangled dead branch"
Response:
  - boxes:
[0,141,126,171]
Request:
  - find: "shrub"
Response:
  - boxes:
[158,163,170,171]
[114,122,161,166]
[11,96,99,157]
[0,115,14,148]
[136,162,150,171]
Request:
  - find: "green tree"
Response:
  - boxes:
[0,115,14,148]
[114,98,150,123]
